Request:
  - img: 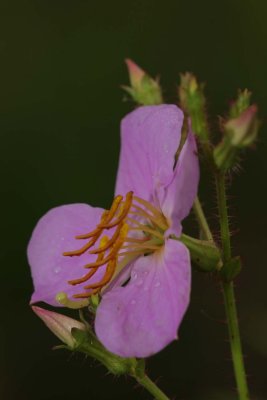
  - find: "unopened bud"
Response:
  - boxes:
[178,73,210,142]
[32,306,86,349]
[214,98,259,171]
[229,89,251,118]
[225,104,258,147]
[122,59,163,105]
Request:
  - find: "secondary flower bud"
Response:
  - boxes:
[214,99,259,171]
[122,58,163,105]
[32,306,86,349]
[225,104,258,147]
[178,73,210,142]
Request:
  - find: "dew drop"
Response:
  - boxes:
[154,281,161,288]
[132,272,137,280]
[136,279,143,287]
[54,267,61,274]
[130,299,136,305]
[164,144,169,154]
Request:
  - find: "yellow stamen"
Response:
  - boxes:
[126,217,164,240]
[133,195,164,219]
[84,259,116,290]
[63,191,168,300]
[89,223,122,254]
[99,191,133,229]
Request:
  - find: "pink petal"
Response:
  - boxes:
[27,204,107,306]
[162,129,200,237]
[115,105,184,205]
[95,239,191,358]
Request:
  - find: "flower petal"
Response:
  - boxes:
[115,105,184,205]
[162,129,199,237]
[95,239,191,358]
[27,204,106,306]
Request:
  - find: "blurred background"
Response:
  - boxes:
[1,0,267,399]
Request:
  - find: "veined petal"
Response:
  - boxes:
[162,129,199,236]
[27,204,106,306]
[115,105,184,205]
[95,239,191,358]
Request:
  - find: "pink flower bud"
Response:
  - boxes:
[225,104,258,147]
[123,58,163,105]
[125,58,145,88]
[32,306,86,348]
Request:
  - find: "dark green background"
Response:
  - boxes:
[1,0,267,399]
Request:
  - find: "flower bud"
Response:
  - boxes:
[225,104,258,147]
[178,73,210,142]
[122,59,163,105]
[214,97,259,171]
[32,306,86,349]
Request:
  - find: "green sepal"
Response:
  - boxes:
[220,256,242,282]
[174,234,222,272]
[229,89,251,118]
[71,328,138,376]
[122,73,163,106]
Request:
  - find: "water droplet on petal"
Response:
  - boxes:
[136,279,143,287]
[54,267,61,274]
[132,272,137,280]
[164,144,169,154]
[154,281,161,288]
[130,299,136,305]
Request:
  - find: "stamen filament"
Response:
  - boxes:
[124,236,150,243]
[129,207,168,230]
[99,191,133,229]
[118,249,151,257]
[126,217,164,240]
[89,223,122,254]
[84,260,116,290]
[63,233,101,257]
[133,195,164,219]
[75,211,109,239]
[73,288,99,299]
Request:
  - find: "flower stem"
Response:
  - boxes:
[215,173,231,260]
[222,281,249,399]
[215,172,250,400]
[135,374,170,400]
[193,196,214,242]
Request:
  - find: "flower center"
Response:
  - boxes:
[63,191,168,299]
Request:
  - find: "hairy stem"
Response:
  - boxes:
[222,281,250,399]
[215,172,250,400]
[135,374,170,400]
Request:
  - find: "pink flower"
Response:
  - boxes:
[28,105,199,357]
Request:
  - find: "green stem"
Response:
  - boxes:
[193,196,214,242]
[215,172,250,400]
[222,282,250,400]
[135,374,170,400]
[215,173,231,261]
